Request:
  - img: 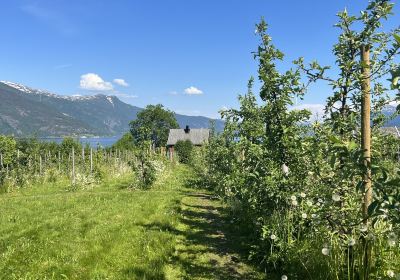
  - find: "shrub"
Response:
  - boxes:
[130,152,157,189]
[175,140,193,164]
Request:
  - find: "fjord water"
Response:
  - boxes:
[40,136,121,148]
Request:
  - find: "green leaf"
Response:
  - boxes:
[328,135,342,144]
[394,34,400,45]
[347,141,358,151]
[368,200,380,216]
[386,178,400,187]
[330,154,336,168]
[356,180,365,192]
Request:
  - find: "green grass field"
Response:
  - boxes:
[0,165,262,280]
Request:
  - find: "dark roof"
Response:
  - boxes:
[167,128,210,146]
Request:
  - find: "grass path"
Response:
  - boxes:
[168,189,264,280]
[0,165,263,279]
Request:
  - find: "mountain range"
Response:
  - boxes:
[0,81,224,137]
[1,81,399,137]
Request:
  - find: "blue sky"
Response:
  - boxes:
[0,0,399,118]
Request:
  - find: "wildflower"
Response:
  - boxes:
[387,270,395,278]
[311,214,317,219]
[291,195,296,201]
[316,202,321,207]
[332,193,341,202]
[306,200,313,206]
[281,275,288,280]
[270,234,277,240]
[300,192,306,198]
[348,238,356,246]
[388,232,397,247]
[301,213,307,219]
[282,164,289,176]
[322,247,330,256]
[291,200,298,206]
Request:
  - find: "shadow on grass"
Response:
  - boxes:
[171,190,263,280]
[120,189,262,279]
[122,259,167,280]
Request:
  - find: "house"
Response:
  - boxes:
[166,125,210,160]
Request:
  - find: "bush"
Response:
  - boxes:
[175,140,194,164]
[130,152,157,189]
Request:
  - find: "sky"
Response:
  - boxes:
[0,0,399,119]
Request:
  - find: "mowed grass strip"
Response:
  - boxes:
[0,167,186,280]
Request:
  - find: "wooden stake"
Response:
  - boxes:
[361,44,372,278]
[72,147,76,185]
[90,148,93,174]
[361,45,372,221]
[39,155,43,175]
[58,151,61,172]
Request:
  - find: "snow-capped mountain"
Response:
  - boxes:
[1,81,111,101]
[0,81,224,136]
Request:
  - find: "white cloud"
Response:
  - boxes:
[291,103,325,121]
[80,73,113,91]
[184,86,203,95]
[169,91,178,95]
[113,78,129,87]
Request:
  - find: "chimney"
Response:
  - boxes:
[184,125,190,134]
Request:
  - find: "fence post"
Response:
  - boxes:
[90,148,93,174]
[360,44,372,276]
[39,155,43,175]
[58,151,61,172]
[72,147,76,185]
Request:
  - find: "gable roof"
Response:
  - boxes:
[167,128,210,146]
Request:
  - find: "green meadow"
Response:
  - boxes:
[0,165,262,280]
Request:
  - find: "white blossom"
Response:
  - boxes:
[387,270,395,278]
[388,232,397,247]
[282,164,289,176]
[322,247,330,256]
[332,193,341,202]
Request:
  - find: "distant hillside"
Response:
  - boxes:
[0,81,224,137]
[382,104,400,127]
